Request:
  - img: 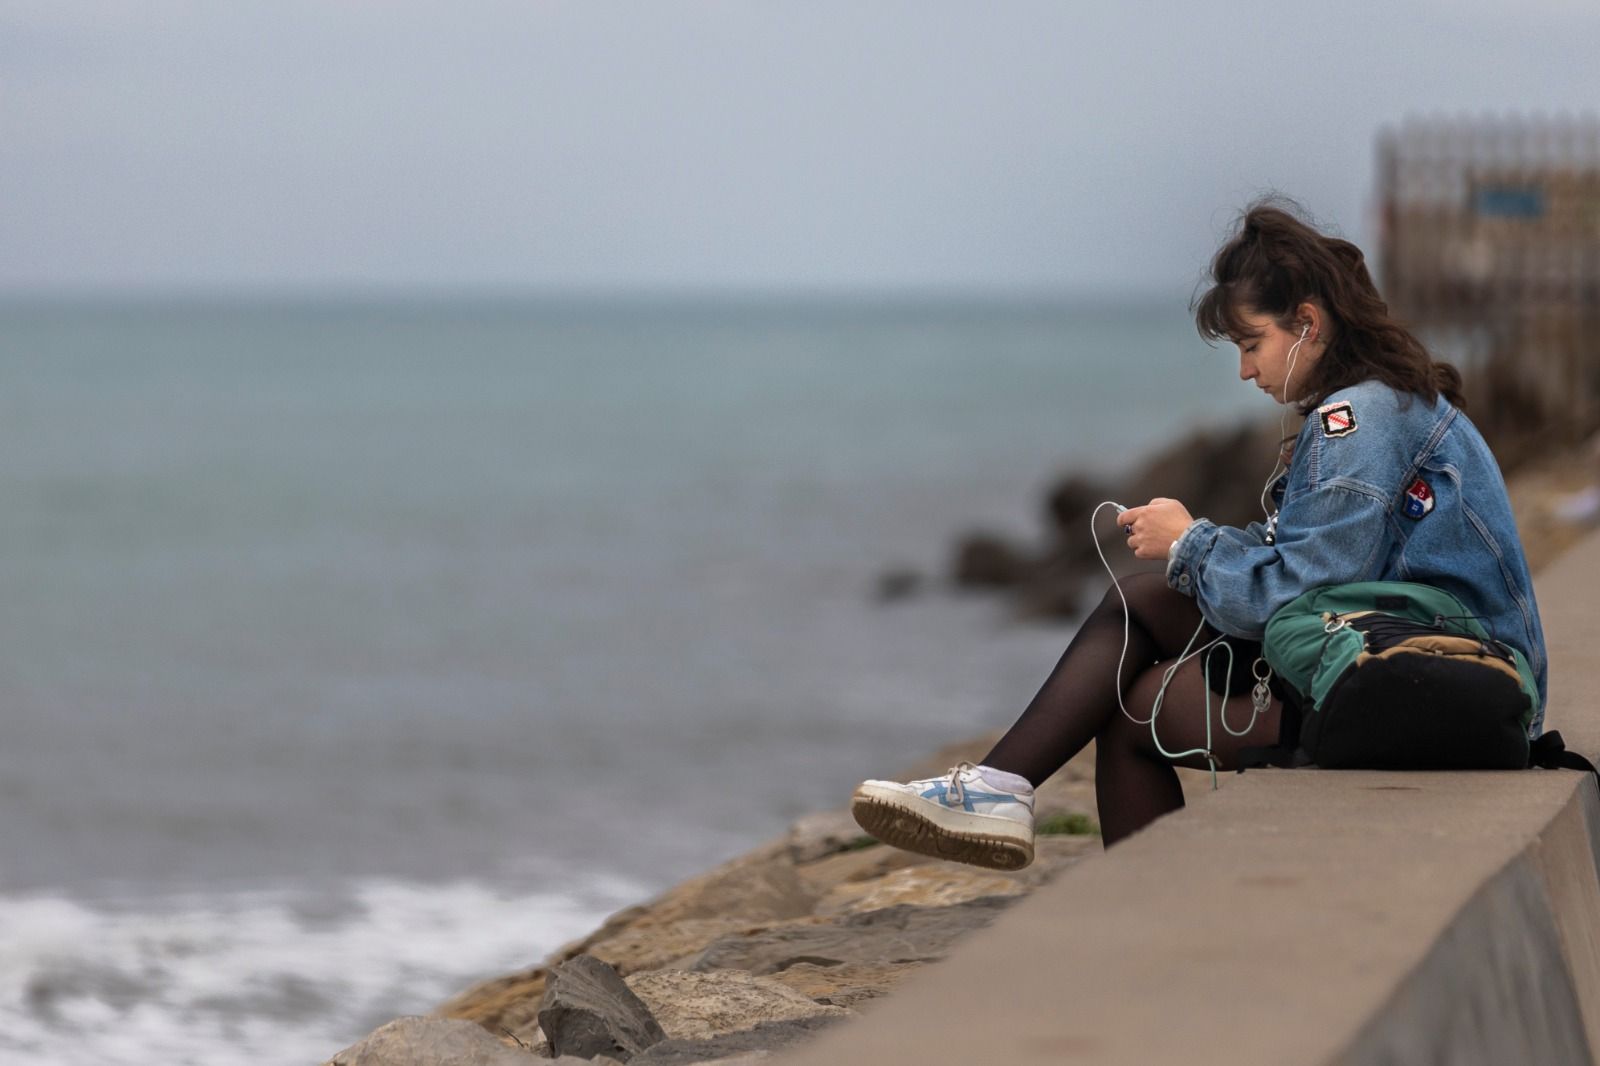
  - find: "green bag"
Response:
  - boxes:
[1259,581,1539,769]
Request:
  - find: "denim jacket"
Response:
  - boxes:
[1166,379,1548,736]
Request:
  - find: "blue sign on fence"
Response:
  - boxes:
[1474,185,1545,219]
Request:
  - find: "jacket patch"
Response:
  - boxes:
[1403,478,1435,519]
[1319,401,1357,438]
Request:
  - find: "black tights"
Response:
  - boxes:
[981,573,1281,846]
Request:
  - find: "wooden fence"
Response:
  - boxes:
[1376,114,1600,464]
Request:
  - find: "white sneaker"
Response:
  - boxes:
[851,761,1035,870]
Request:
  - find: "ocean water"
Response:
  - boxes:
[0,296,1260,1064]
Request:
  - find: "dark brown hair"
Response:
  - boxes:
[1192,197,1464,412]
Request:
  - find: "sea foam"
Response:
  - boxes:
[0,875,642,1066]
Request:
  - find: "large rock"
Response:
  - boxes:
[573,916,769,977]
[323,1016,556,1066]
[765,961,925,1008]
[628,1014,851,1066]
[951,531,1034,587]
[873,566,925,603]
[814,863,1028,916]
[1044,474,1115,538]
[625,969,849,1040]
[686,897,1017,975]
[537,955,668,1062]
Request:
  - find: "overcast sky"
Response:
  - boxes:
[3,1,1597,296]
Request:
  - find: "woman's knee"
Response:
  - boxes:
[1098,569,1162,600]
[1096,571,1203,649]
[1092,570,1169,621]
[1095,695,1150,754]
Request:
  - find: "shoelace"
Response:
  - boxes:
[945,760,976,807]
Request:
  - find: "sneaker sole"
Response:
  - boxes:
[850,787,1034,871]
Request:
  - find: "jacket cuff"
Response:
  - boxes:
[1165,517,1215,595]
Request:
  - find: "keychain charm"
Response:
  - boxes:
[1251,657,1273,717]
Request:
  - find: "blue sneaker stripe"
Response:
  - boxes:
[917,782,1025,813]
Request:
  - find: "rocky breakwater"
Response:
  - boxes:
[321,734,1125,1066]
[938,415,1289,618]
[320,409,1595,1066]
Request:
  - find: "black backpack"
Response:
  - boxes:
[1226,582,1594,778]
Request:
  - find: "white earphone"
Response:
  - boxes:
[1257,323,1314,532]
[1286,324,1309,394]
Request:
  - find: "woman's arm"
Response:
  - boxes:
[1132,385,1420,637]
[1162,484,1392,638]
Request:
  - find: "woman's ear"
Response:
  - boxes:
[1297,301,1325,343]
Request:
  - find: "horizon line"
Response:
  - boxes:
[0,281,1195,309]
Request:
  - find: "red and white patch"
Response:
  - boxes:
[1318,400,1357,438]
[1403,478,1435,519]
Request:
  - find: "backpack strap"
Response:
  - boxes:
[1528,730,1600,784]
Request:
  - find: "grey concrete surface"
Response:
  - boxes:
[784,526,1600,1066]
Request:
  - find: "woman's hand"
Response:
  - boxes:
[1118,498,1195,560]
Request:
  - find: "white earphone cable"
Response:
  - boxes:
[1086,324,1306,783]
[1092,502,1268,785]
[1257,324,1310,525]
